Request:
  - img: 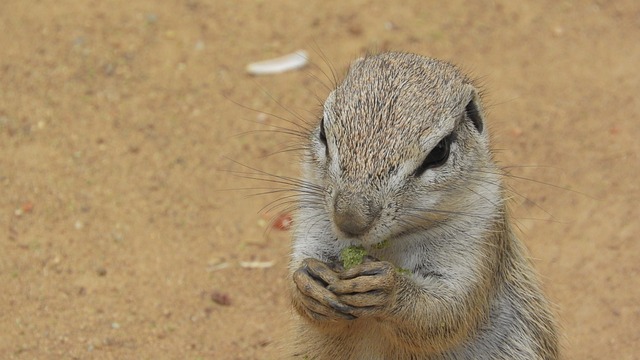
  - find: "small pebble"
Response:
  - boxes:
[211,290,232,306]
[21,202,34,213]
[96,267,107,277]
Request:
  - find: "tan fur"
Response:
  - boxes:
[288,52,558,359]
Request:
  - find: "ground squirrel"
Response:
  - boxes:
[288,52,558,359]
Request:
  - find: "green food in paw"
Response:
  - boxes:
[340,246,367,270]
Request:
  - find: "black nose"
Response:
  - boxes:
[333,190,381,237]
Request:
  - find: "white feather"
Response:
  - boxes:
[246,50,309,75]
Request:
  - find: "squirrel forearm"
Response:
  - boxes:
[386,273,488,353]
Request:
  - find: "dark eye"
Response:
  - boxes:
[413,134,452,176]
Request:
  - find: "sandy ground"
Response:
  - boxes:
[1,1,639,359]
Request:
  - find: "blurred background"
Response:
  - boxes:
[1,1,638,358]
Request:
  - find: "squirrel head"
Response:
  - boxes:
[303,52,501,246]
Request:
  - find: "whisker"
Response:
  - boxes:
[403,205,492,221]
[309,41,340,90]
[261,145,309,158]
[222,158,321,190]
[477,167,593,199]
[223,93,312,134]
[234,127,309,140]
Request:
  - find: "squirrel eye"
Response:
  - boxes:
[413,134,452,176]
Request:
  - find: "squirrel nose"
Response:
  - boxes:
[333,190,381,237]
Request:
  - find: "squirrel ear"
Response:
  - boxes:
[465,90,484,133]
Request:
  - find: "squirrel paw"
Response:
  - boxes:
[292,258,357,321]
[328,260,398,318]
[292,258,398,321]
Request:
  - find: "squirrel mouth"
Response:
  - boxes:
[334,230,390,250]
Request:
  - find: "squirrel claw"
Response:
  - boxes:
[293,258,358,322]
